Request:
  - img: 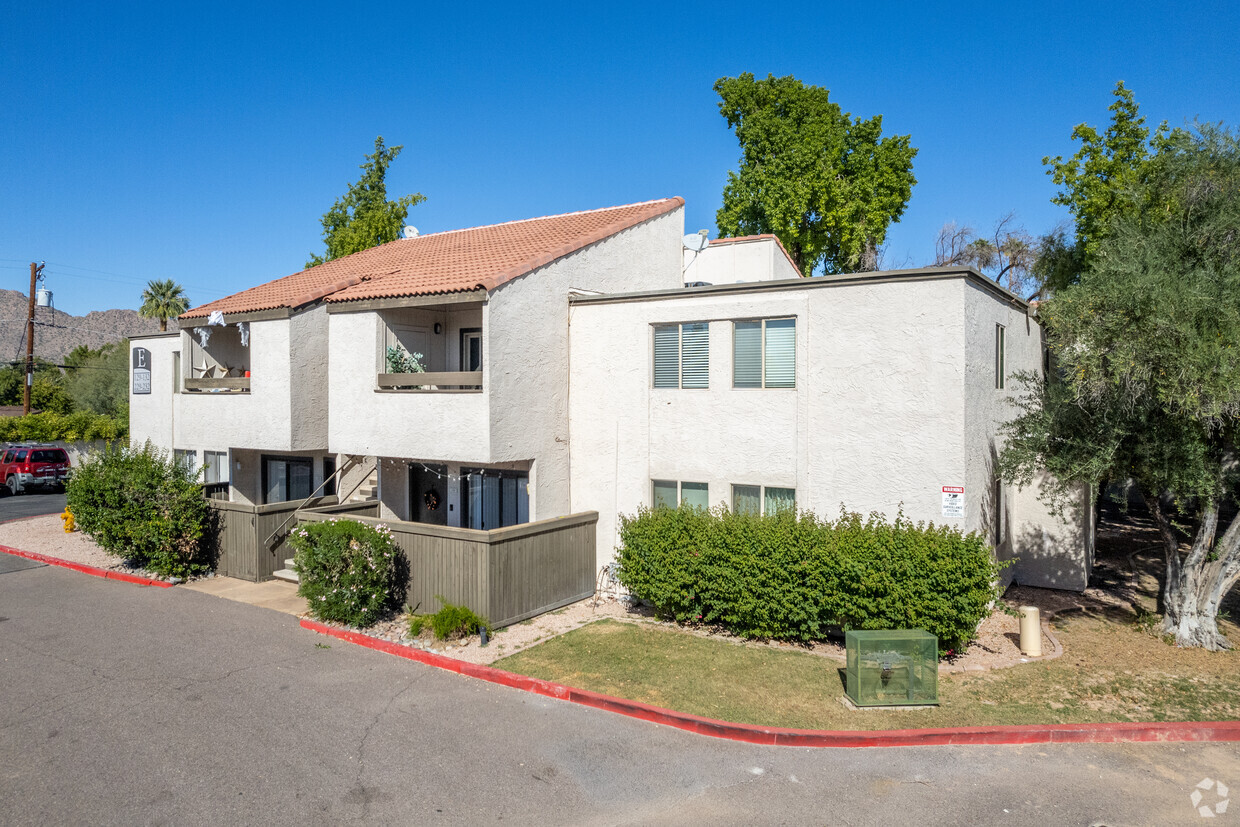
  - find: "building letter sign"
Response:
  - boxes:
[132,347,152,395]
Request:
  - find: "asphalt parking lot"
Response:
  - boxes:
[0,489,65,522]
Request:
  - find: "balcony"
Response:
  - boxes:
[376,304,484,393]
[183,324,250,394]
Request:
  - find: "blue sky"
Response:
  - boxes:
[3,1,1238,317]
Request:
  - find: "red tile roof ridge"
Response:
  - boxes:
[181,197,685,318]
[405,196,685,242]
[709,233,802,277]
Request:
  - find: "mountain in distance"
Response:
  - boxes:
[0,289,163,364]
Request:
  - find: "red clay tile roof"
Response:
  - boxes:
[709,234,802,277]
[181,198,684,319]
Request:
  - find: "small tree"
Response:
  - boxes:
[714,73,917,276]
[306,136,425,268]
[139,280,190,332]
[66,442,213,578]
[1001,124,1240,650]
[932,213,1047,298]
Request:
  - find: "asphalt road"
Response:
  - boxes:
[0,489,66,522]
[1,561,1236,826]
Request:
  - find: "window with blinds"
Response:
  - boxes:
[733,318,795,388]
[995,324,1006,390]
[652,323,709,389]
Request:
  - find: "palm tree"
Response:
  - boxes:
[139,279,190,332]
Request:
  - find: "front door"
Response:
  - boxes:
[409,463,448,525]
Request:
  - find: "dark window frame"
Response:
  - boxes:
[260,454,314,505]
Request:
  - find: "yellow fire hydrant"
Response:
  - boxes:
[61,507,75,533]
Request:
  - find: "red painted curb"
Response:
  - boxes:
[0,545,174,588]
[299,619,1240,748]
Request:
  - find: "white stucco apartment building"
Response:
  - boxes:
[130,197,1094,592]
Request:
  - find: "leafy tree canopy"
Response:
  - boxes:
[714,73,917,276]
[139,279,189,332]
[1002,123,1240,649]
[1041,81,1172,291]
[63,340,129,420]
[306,136,425,268]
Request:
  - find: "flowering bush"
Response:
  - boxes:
[290,519,409,627]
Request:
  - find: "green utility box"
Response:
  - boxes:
[845,629,939,707]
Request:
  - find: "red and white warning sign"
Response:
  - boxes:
[941,486,965,519]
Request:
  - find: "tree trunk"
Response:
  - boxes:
[1141,490,1240,651]
[159,318,167,332]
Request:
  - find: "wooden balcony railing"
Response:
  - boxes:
[376,371,483,392]
[184,377,250,393]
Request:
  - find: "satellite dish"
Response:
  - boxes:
[402,226,420,239]
[683,233,708,252]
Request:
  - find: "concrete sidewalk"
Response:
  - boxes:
[182,575,307,615]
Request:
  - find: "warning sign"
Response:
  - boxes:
[941,486,964,519]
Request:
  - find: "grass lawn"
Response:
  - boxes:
[493,610,1240,731]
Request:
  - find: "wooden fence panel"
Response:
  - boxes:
[295,510,597,628]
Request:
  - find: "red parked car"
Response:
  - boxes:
[0,444,71,495]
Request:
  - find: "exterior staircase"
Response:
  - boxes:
[272,558,299,584]
[351,469,378,503]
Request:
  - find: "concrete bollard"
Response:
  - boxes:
[1019,606,1042,657]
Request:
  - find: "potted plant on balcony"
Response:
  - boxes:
[385,344,426,390]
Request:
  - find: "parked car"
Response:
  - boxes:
[0,444,72,495]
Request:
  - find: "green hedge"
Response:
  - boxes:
[0,411,126,442]
[66,442,213,578]
[616,506,1004,654]
[291,519,409,627]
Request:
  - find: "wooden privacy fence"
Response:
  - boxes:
[296,510,598,629]
[207,496,381,581]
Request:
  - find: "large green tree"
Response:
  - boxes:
[1001,124,1240,650]
[63,340,129,420]
[139,279,189,332]
[1039,81,1171,293]
[714,73,917,276]
[306,136,425,268]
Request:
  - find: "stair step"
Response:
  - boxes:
[271,568,299,584]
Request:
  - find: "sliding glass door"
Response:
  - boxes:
[462,468,529,530]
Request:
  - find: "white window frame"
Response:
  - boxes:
[732,317,796,389]
[651,479,709,509]
[730,483,796,515]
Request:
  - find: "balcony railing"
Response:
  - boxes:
[376,371,482,392]
[184,377,250,393]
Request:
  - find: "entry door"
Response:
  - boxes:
[409,463,448,525]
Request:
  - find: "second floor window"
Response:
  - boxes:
[653,323,708,389]
[733,318,796,388]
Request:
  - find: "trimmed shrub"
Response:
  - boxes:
[66,441,212,578]
[427,595,491,640]
[616,506,1004,654]
[291,519,408,627]
[0,411,126,443]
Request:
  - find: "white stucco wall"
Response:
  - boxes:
[326,307,492,462]
[683,237,801,285]
[128,333,180,451]
[568,276,971,570]
[961,284,1092,590]
[485,206,686,523]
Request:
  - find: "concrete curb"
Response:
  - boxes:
[300,619,1240,748]
[0,545,174,588]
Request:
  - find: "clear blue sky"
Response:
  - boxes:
[3,1,1238,317]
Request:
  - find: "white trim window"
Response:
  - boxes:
[173,449,196,471]
[203,450,228,485]
[652,479,709,510]
[733,318,795,388]
[653,323,709,389]
[731,484,796,515]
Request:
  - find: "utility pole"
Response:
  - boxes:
[23,261,44,415]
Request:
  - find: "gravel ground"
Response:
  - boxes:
[0,514,180,581]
